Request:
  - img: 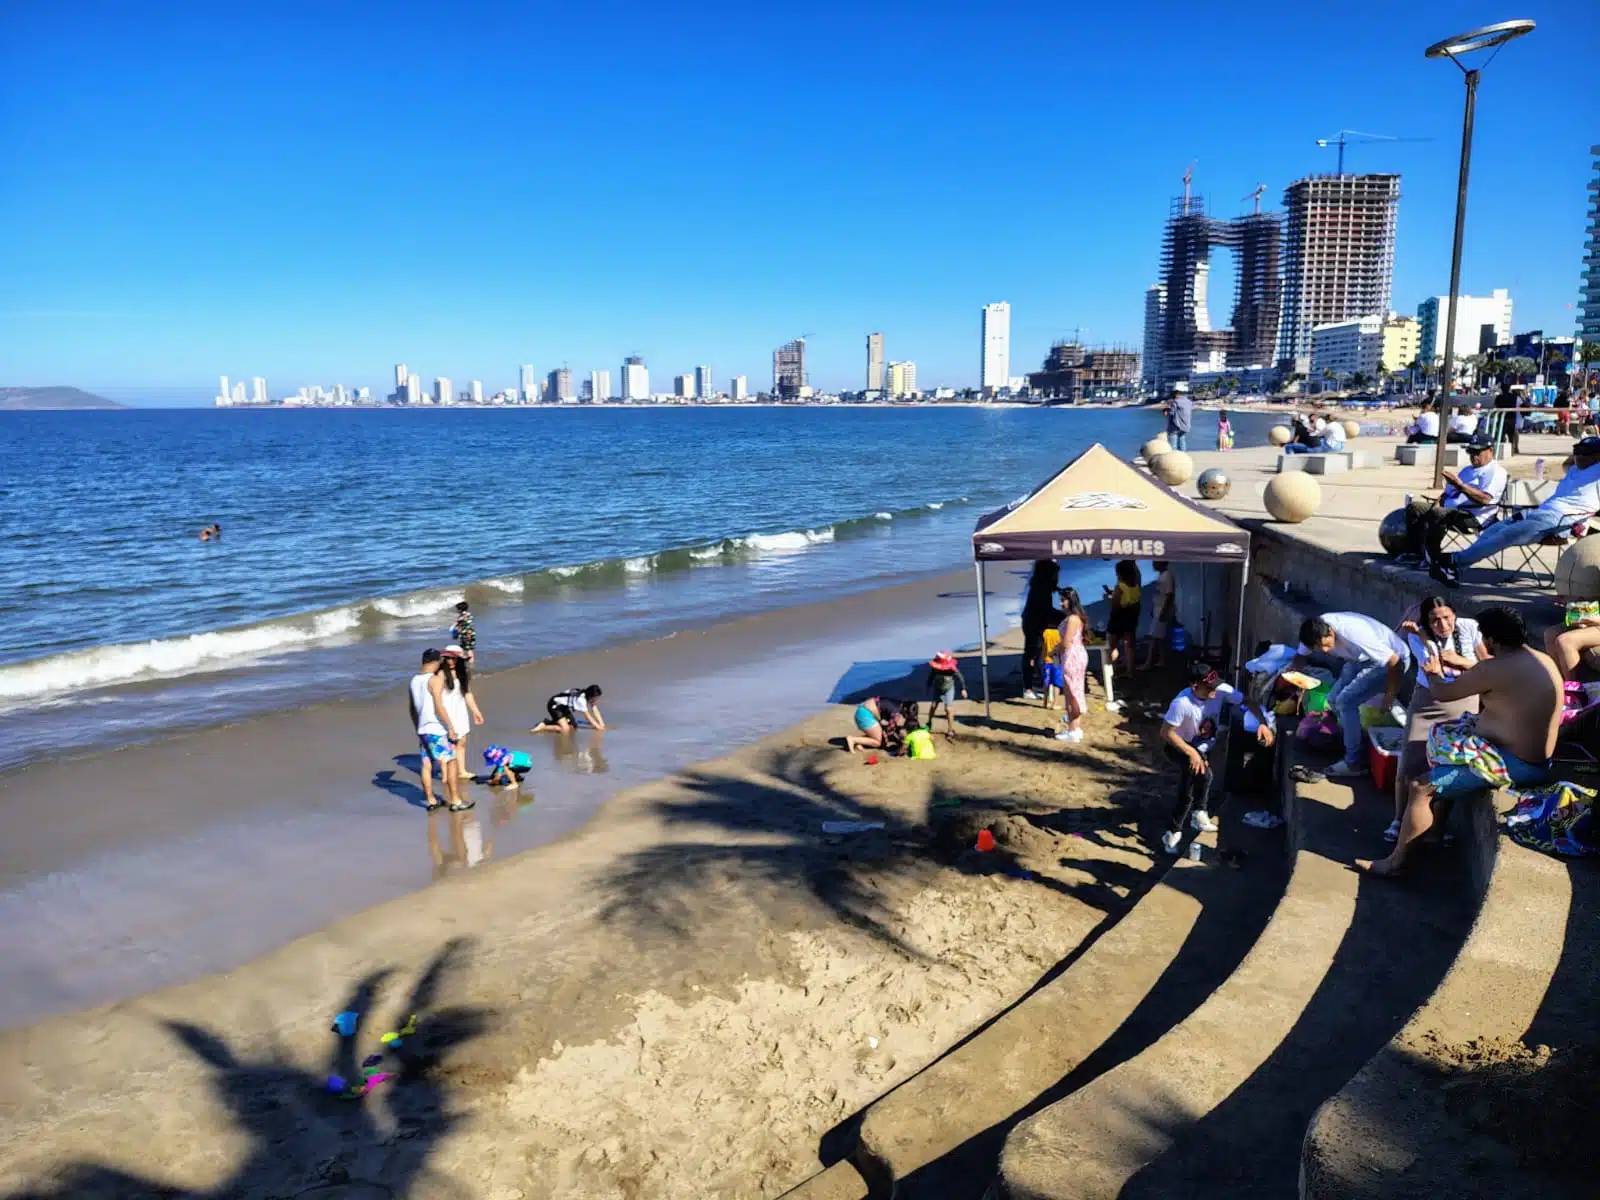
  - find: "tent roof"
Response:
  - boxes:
[972,442,1249,563]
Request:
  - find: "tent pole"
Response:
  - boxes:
[975,560,991,718]
[1232,554,1251,677]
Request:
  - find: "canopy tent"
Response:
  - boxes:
[969,442,1253,712]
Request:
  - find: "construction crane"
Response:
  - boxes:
[1315,129,1432,175]
[1242,182,1267,214]
[1181,159,1198,213]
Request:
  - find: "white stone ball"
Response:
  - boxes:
[1140,435,1170,462]
[1150,451,1193,487]
[1264,472,1321,523]
[1268,425,1293,447]
[1554,536,1600,600]
[1341,420,1361,440]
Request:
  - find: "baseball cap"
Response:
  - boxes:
[1465,439,1494,454]
[1574,437,1600,456]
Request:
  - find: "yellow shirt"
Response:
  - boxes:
[1042,627,1062,658]
[1114,581,1142,609]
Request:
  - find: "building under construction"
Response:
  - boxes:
[1028,341,1141,403]
[1152,185,1283,392]
[772,338,807,400]
[1275,173,1401,372]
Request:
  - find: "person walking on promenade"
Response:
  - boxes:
[410,648,466,812]
[1165,388,1193,451]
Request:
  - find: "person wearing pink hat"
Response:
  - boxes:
[926,651,968,741]
[439,644,485,795]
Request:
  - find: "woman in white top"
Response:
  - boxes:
[1388,595,1487,842]
[439,645,485,788]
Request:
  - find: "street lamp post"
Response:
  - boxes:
[1426,19,1535,489]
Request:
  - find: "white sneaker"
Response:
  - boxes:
[1161,829,1182,855]
[1190,810,1218,833]
[1055,729,1083,743]
[1324,759,1368,778]
[1383,819,1401,843]
[1023,689,1039,700]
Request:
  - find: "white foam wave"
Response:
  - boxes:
[548,565,584,578]
[873,511,893,520]
[623,556,655,574]
[928,501,944,510]
[481,575,525,594]
[744,527,835,553]
[690,544,725,561]
[0,608,363,703]
[371,591,462,618]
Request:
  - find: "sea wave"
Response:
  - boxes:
[0,494,971,706]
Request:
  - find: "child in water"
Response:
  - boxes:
[1217,410,1234,451]
[482,745,531,788]
[1104,560,1142,681]
[451,601,476,662]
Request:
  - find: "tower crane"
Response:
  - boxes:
[1315,129,1433,175]
[1242,183,1267,214]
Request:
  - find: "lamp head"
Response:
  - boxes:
[1425,19,1535,60]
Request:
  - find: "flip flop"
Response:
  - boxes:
[447,800,476,812]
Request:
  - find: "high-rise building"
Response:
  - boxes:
[773,338,807,400]
[251,376,267,404]
[1230,211,1283,370]
[866,332,885,392]
[591,369,611,403]
[435,377,452,405]
[520,364,536,399]
[694,364,713,400]
[470,380,483,405]
[1276,173,1401,371]
[730,375,748,400]
[1381,316,1420,374]
[674,373,694,398]
[621,356,649,401]
[231,381,246,405]
[579,378,594,403]
[1311,315,1384,382]
[1141,285,1166,392]
[981,302,1011,393]
[1579,144,1600,343]
[887,360,918,399]
[548,367,573,403]
[219,376,231,404]
[395,364,409,390]
[1417,289,1513,368]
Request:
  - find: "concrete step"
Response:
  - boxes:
[778,1160,871,1200]
[996,768,1473,1198]
[1300,787,1590,1198]
[847,848,1237,1195]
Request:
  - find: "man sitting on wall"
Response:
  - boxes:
[1399,439,1507,567]
[1431,437,1600,586]
[1358,605,1559,877]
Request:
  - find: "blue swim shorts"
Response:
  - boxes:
[854,704,880,732]
[419,732,456,764]
[1428,752,1548,800]
[1042,662,1065,690]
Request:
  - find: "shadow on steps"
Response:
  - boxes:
[1112,778,1475,1198]
[884,820,1288,1199]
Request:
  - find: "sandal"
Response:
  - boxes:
[424,800,445,812]
[447,800,476,812]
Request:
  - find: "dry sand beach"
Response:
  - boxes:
[0,586,1188,1198]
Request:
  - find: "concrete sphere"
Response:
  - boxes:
[1341,419,1361,440]
[1268,425,1293,447]
[1197,467,1231,499]
[1554,536,1600,600]
[1151,450,1193,487]
[1264,472,1321,524]
[1140,434,1170,462]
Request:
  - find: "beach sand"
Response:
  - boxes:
[0,635,1177,1198]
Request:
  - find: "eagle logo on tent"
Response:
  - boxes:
[1217,542,1246,555]
[1059,492,1148,512]
[978,542,1006,555]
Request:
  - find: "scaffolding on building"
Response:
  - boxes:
[773,338,807,400]
[1028,341,1141,403]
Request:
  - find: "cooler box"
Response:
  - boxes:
[1368,726,1404,794]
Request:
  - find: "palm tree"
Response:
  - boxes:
[1350,370,1371,390]
[1506,355,1538,384]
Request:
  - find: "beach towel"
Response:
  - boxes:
[1426,713,1512,788]
[1504,781,1600,858]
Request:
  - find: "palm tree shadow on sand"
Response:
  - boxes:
[11,938,490,1200]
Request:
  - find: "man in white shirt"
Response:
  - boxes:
[1401,440,1508,564]
[409,648,465,812]
[1447,406,1480,442]
[1157,664,1273,855]
[1432,437,1600,586]
[1408,404,1441,444]
[1293,613,1410,777]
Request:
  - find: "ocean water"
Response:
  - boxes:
[0,404,1263,767]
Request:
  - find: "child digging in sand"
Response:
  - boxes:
[482,744,532,787]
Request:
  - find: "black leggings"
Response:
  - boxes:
[1165,743,1216,833]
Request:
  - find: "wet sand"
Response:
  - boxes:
[0,567,1012,1027]
[0,628,1177,1198]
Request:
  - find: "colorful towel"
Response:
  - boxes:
[1504,781,1600,858]
[1426,714,1513,789]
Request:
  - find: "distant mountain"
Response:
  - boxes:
[0,386,124,410]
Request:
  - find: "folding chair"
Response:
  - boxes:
[1490,504,1587,587]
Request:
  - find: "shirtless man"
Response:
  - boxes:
[1358,605,1559,877]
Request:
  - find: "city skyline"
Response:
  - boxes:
[2,2,1594,405]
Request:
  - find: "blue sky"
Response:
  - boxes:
[1,2,1595,403]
